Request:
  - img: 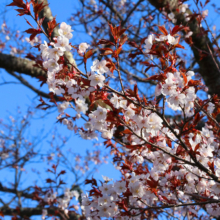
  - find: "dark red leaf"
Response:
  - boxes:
[119,35,128,46]
[84,49,94,59]
[46,178,55,183]
[31,0,48,20]
[97,39,115,46]
[7,0,26,8]
[158,25,168,35]
[100,48,114,55]
[205,0,210,7]
[171,25,189,35]
[47,17,59,37]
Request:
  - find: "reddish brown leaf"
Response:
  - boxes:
[46,178,56,183]
[97,39,115,46]
[171,25,189,35]
[115,47,122,55]
[100,48,114,55]
[144,73,166,82]
[207,161,215,174]
[120,34,128,46]
[194,113,204,125]
[194,143,200,152]
[188,79,201,87]
[25,28,42,41]
[181,72,188,86]
[123,129,133,134]
[47,17,59,37]
[7,0,26,8]
[158,25,168,35]
[31,0,48,20]
[84,49,94,59]
[205,0,210,6]
[25,18,34,28]
[128,41,138,48]
[85,178,97,186]
[175,44,185,49]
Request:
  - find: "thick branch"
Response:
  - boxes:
[147,0,220,96]
[0,206,80,219]
[0,53,46,78]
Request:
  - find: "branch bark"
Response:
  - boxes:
[0,53,46,78]
[147,0,220,96]
[0,206,80,219]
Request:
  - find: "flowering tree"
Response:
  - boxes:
[1,0,220,219]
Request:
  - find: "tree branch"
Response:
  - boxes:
[0,183,33,199]
[0,53,46,78]
[0,206,80,219]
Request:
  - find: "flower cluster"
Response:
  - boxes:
[42,188,79,218]
[157,71,197,115]
[167,3,190,24]
[81,122,220,218]
[40,22,73,96]
[37,20,220,219]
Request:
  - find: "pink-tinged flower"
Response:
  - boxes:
[91,59,109,75]
[155,83,162,96]
[40,41,49,60]
[129,181,145,197]
[42,209,47,220]
[89,74,105,87]
[167,34,179,45]
[98,195,113,205]
[168,12,176,23]
[124,106,135,120]
[98,204,115,217]
[114,181,127,194]
[75,98,88,114]
[78,42,90,53]
[136,115,148,129]
[58,101,69,113]
[43,59,60,72]
[58,22,73,39]
[207,102,215,114]
[185,31,193,39]
[55,36,71,51]
[179,4,188,13]
[110,93,122,109]
[99,183,114,195]
[202,9,208,18]
[144,34,154,53]
[48,47,64,61]
[92,106,107,120]
[162,83,177,96]
[167,93,186,107]
[101,128,114,139]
